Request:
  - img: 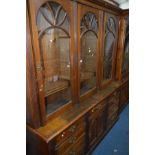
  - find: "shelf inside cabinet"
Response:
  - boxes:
[45,80,69,97]
[46,99,70,115]
[80,72,94,82]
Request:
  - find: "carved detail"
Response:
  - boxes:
[37,1,70,39]
[105,17,116,38]
[36,63,43,71]
[80,12,98,38]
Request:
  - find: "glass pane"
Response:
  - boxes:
[103,33,114,79]
[37,2,71,115]
[80,13,98,95]
[103,15,117,81]
[122,17,129,75]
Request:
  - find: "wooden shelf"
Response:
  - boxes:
[46,99,70,115]
[81,72,94,82]
[45,80,69,97]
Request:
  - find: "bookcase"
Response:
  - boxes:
[27,0,129,154]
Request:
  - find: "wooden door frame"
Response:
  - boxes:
[77,3,101,102]
[27,0,78,125]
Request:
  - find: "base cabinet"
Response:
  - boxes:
[27,87,129,155]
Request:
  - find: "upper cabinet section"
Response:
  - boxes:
[102,13,118,83]
[122,16,129,77]
[27,0,128,126]
[28,0,74,119]
[78,4,99,97]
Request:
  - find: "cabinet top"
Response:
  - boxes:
[73,0,125,13]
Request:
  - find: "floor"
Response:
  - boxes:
[92,104,129,155]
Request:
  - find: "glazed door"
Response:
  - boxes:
[28,0,75,123]
[78,4,100,101]
[101,13,119,86]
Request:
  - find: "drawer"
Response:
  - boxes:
[55,117,85,147]
[88,102,106,119]
[55,133,85,155]
[63,134,85,155]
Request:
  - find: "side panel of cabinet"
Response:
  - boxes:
[26,7,41,128]
[119,81,129,112]
[115,11,129,81]
[27,127,52,155]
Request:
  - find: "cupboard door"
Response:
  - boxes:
[102,13,119,83]
[88,103,107,148]
[88,115,98,147]
[28,0,74,120]
[107,91,119,129]
[122,16,129,79]
[96,109,107,138]
[78,4,100,98]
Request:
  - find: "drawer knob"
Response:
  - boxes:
[61,132,65,138]
[91,108,95,112]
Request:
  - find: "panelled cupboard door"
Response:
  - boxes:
[77,4,100,100]
[28,0,75,124]
[102,13,119,86]
[87,105,107,148]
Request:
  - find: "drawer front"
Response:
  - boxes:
[55,117,85,146]
[88,101,106,119]
[55,133,85,155]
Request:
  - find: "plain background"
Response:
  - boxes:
[0,0,155,154]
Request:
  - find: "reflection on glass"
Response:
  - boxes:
[37,2,71,115]
[80,13,98,95]
[103,15,117,81]
[122,17,129,75]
